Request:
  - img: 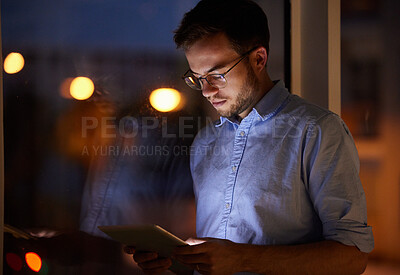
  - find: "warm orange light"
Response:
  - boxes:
[149,88,181,112]
[25,252,42,272]
[70,77,95,100]
[4,52,25,74]
[59,78,74,98]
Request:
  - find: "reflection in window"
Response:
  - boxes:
[3,0,286,273]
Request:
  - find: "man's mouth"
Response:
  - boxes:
[211,99,226,108]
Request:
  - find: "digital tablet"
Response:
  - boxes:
[98,224,191,272]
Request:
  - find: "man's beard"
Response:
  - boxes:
[218,65,259,119]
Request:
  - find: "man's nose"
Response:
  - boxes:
[201,81,219,98]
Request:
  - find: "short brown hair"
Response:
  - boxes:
[174,0,270,55]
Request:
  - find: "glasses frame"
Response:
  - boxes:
[182,47,258,91]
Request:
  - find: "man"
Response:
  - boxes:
[129,0,374,274]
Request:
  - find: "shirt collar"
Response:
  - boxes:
[253,80,290,120]
[215,117,227,127]
[215,80,290,127]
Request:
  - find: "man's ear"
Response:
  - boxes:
[251,47,268,72]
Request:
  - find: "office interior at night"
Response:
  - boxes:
[1,0,400,274]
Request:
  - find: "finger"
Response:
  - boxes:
[144,267,170,275]
[186,237,215,242]
[123,246,135,254]
[192,263,211,275]
[174,243,208,255]
[175,253,208,265]
[133,251,158,263]
[143,265,171,275]
[138,257,172,271]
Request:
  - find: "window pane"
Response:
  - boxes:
[2,0,286,273]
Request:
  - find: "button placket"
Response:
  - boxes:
[219,114,255,238]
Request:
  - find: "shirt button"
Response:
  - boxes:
[240,131,245,136]
[225,203,230,209]
[232,166,237,172]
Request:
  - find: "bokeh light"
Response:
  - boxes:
[25,252,42,272]
[149,88,181,112]
[70,77,95,100]
[4,52,25,74]
[6,253,23,271]
[38,259,49,275]
[59,78,74,98]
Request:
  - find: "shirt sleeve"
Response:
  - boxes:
[303,113,374,253]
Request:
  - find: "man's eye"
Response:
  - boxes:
[209,75,224,80]
[208,75,225,83]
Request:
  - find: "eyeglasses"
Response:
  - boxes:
[182,47,257,91]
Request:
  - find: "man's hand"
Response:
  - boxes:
[174,239,368,275]
[124,246,172,274]
[173,238,242,275]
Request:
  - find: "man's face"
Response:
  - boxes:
[185,33,259,119]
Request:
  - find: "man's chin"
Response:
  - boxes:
[216,109,234,118]
[211,103,236,118]
[214,107,228,117]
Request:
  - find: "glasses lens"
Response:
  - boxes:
[207,74,227,89]
[184,76,202,90]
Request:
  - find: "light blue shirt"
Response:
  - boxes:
[190,80,374,253]
[80,116,194,237]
